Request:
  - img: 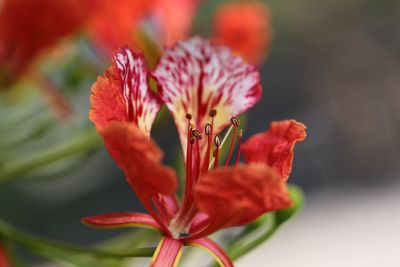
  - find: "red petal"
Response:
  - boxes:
[87,0,153,54]
[152,0,197,46]
[101,122,178,197]
[82,212,161,231]
[152,195,180,222]
[212,2,272,65]
[0,0,88,81]
[151,237,183,267]
[242,120,307,179]
[90,47,161,136]
[193,164,291,237]
[152,37,261,156]
[186,238,233,267]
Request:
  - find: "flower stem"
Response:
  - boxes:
[228,220,278,261]
[0,128,102,182]
[0,219,155,258]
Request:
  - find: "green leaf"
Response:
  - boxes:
[0,128,102,183]
[0,219,156,261]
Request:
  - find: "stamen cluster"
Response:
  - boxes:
[170,110,244,238]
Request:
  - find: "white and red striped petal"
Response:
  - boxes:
[90,47,161,136]
[152,37,261,153]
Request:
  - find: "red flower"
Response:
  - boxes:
[87,0,198,55]
[0,0,88,85]
[87,0,153,54]
[84,37,306,266]
[212,2,272,65]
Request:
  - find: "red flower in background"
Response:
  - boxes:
[212,2,272,65]
[0,243,11,267]
[87,0,199,55]
[87,0,153,54]
[0,0,88,86]
[83,37,306,266]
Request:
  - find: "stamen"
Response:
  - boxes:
[205,123,212,135]
[224,117,240,166]
[185,114,193,159]
[208,124,234,169]
[202,123,213,173]
[194,138,201,182]
[231,116,240,127]
[214,135,221,147]
[181,136,194,217]
[213,135,221,169]
[235,129,244,165]
[209,109,217,117]
[192,129,202,140]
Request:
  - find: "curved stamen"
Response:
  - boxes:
[224,117,240,166]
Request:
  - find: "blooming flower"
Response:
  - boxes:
[83,37,306,266]
[87,0,198,55]
[0,0,88,86]
[212,2,272,65]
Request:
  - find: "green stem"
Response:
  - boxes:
[228,219,278,261]
[0,128,102,182]
[0,219,155,258]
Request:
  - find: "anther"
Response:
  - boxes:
[209,109,217,117]
[186,114,192,120]
[214,135,221,147]
[205,123,212,135]
[231,116,240,127]
[238,129,244,139]
[192,130,202,140]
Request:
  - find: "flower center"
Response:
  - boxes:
[169,110,244,239]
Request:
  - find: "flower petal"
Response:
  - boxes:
[151,237,183,267]
[186,237,233,267]
[153,195,180,222]
[90,47,161,136]
[101,122,178,197]
[153,37,261,154]
[193,164,291,238]
[152,0,197,46]
[0,0,88,83]
[87,0,152,54]
[212,2,272,65]
[242,120,307,179]
[82,212,161,231]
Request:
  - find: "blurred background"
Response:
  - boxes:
[0,0,399,266]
